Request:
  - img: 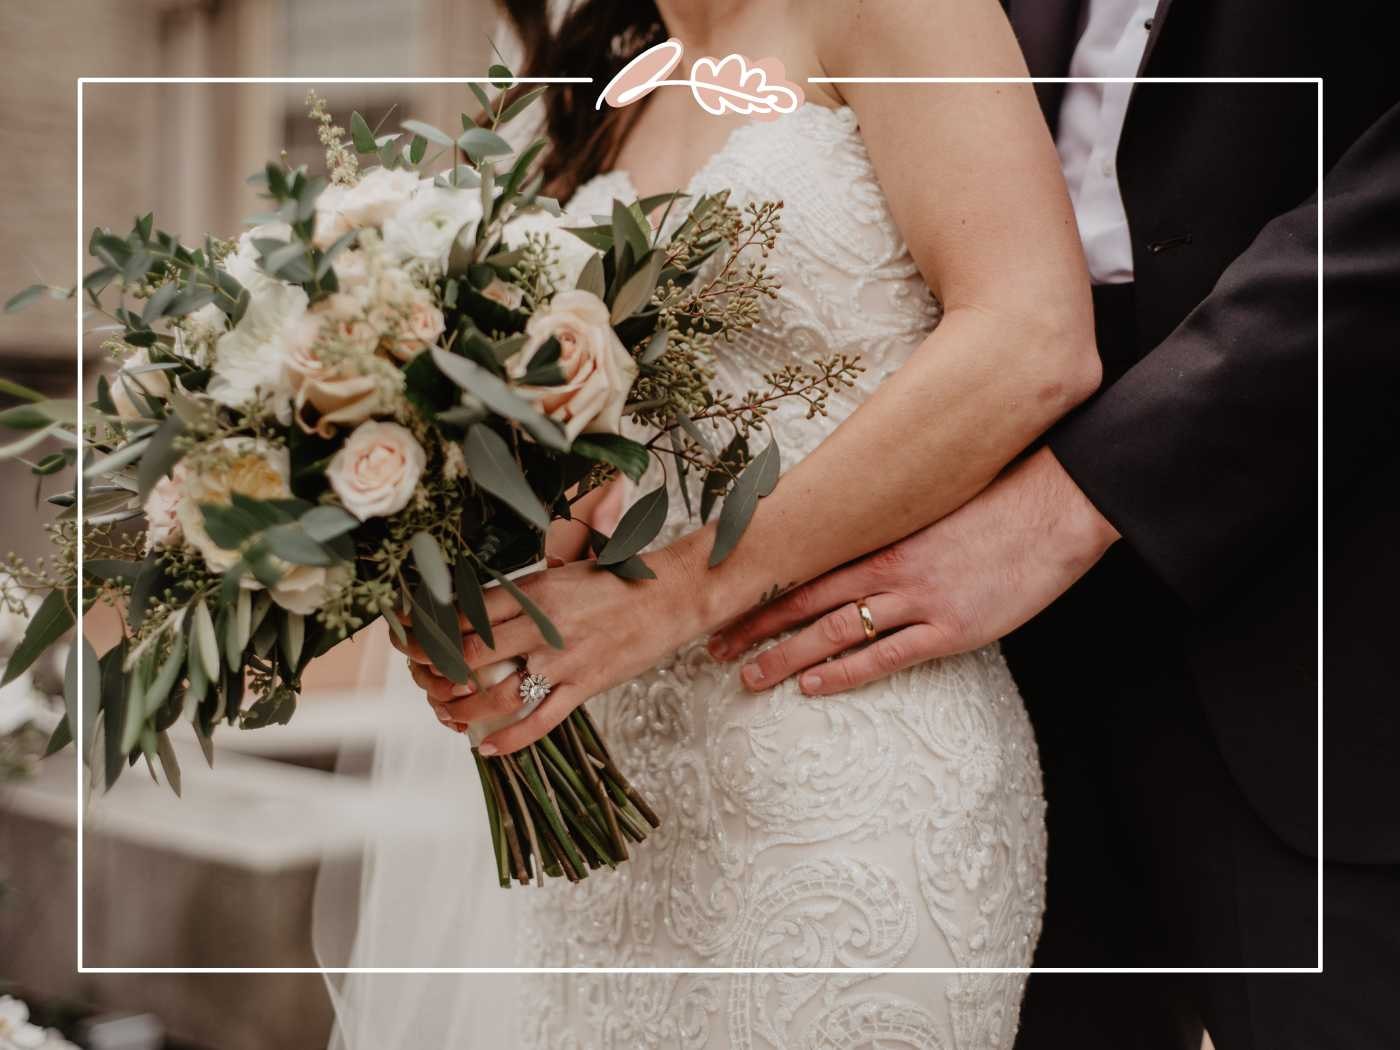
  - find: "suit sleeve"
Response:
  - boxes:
[1048,99,1400,609]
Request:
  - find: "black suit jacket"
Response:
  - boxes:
[1004,0,1400,863]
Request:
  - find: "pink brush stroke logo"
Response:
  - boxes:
[597,38,803,121]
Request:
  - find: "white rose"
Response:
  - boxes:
[313,168,421,249]
[270,561,351,616]
[175,439,292,575]
[327,421,426,520]
[382,183,483,270]
[109,348,172,420]
[142,462,187,551]
[505,289,639,442]
[502,210,598,291]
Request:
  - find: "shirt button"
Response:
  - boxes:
[1100,157,1115,177]
[1144,17,1154,30]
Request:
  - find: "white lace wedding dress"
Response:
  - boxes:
[318,103,1046,1050]
[517,103,1047,1050]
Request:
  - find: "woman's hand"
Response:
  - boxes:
[397,546,705,754]
[393,477,667,742]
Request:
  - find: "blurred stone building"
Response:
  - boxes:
[1,2,501,1047]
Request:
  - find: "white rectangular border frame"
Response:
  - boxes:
[73,74,1325,976]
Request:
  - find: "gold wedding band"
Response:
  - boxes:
[856,599,878,642]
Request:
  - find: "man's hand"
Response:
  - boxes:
[707,448,1121,695]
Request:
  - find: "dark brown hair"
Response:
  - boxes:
[498,0,664,201]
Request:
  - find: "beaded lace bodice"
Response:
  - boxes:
[519,104,1047,1050]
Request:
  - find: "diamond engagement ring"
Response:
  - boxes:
[519,670,553,705]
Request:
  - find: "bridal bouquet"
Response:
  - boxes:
[1,79,860,886]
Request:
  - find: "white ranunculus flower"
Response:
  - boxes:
[501,209,599,291]
[175,438,292,576]
[109,348,172,420]
[382,183,483,270]
[327,421,426,520]
[505,289,639,442]
[209,223,309,420]
[313,168,421,249]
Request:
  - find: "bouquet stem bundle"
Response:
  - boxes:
[474,707,658,885]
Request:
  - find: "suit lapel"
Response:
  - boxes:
[1138,0,1177,73]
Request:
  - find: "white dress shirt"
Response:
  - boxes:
[1055,0,1158,284]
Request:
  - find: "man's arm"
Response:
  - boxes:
[1051,98,1400,610]
[709,99,1400,690]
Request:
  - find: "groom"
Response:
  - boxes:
[710,1,1400,1047]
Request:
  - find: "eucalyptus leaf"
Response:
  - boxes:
[612,199,650,271]
[576,252,605,297]
[463,424,550,530]
[454,558,494,649]
[597,486,667,566]
[401,119,455,148]
[193,600,221,683]
[709,438,780,566]
[611,250,664,323]
[136,415,185,501]
[700,431,747,524]
[262,523,334,566]
[156,730,182,797]
[281,612,305,671]
[457,127,513,161]
[350,111,377,153]
[477,562,563,649]
[300,504,359,542]
[408,582,471,685]
[1,589,74,686]
[571,433,651,482]
[430,348,568,450]
[411,531,454,606]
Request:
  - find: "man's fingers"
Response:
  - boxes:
[477,687,582,756]
[710,564,872,661]
[795,624,947,696]
[739,594,913,691]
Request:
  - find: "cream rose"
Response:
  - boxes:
[327,421,426,520]
[505,289,639,442]
[109,349,172,420]
[175,439,292,575]
[379,286,445,362]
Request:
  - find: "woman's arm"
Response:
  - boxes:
[413,0,1100,751]
[666,0,1100,628]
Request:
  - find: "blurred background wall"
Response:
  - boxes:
[0,3,510,1047]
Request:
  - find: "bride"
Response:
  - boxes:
[319,0,1100,1046]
